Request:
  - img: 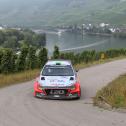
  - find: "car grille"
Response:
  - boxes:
[45,89,68,95]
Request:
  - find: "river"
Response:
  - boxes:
[45,30,126,54]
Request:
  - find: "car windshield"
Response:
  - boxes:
[42,65,74,76]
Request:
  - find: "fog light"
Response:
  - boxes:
[40,93,45,96]
[37,84,42,90]
[69,94,73,96]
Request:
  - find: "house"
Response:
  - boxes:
[0,26,3,30]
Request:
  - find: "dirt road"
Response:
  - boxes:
[0,59,126,126]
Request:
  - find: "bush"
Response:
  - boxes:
[0,46,126,74]
[17,46,28,71]
[52,46,60,59]
[38,47,48,68]
[26,46,37,70]
[1,48,15,74]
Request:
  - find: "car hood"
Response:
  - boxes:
[39,76,76,87]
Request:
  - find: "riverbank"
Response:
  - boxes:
[85,32,112,37]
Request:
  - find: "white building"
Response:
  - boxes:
[100,23,109,27]
[109,28,116,33]
[0,26,3,30]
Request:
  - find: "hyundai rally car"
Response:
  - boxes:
[33,60,81,99]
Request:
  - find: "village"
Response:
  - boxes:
[1,22,126,38]
[54,23,126,38]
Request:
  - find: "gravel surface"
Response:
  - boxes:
[0,59,126,126]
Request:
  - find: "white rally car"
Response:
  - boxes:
[33,60,81,99]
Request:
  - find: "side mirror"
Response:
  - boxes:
[75,69,79,72]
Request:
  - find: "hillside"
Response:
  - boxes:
[0,0,126,27]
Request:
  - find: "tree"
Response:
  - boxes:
[38,47,48,68]
[26,46,37,69]
[0,31,5,45]
[53,46,60,59]
[3,36,18,50]
[23,32,33,46]
[33,33,46,47]
[0,29,46,50]
[60,53,65,59]
[1,49,14,74]
[11,53,17,72]
[0,49,3,73]
[16,46,28,71]
[10,29,24,40]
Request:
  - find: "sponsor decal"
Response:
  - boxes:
[49,79,65,83]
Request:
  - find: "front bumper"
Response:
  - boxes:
[35,92,80,99]
[33,81,81,99]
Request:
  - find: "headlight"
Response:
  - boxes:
[37,83,43,90]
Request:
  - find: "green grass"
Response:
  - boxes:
[0,69,40,88]
[94,74,126,108]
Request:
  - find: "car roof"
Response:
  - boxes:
[45,60,71,66]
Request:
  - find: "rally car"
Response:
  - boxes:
[33,60,81,99]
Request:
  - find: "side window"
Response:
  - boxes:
[48,68,52,73]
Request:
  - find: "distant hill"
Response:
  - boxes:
[0,0,126,27]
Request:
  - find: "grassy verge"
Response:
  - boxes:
[0,56,126,89]
[94,74,126,108]
[0,69,40,88]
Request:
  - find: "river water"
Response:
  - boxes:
[46,31,126,54]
